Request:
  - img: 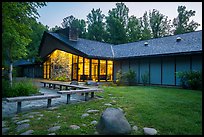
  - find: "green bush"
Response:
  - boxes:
[116,69,124,86]
[124,69,137,86]
[141,71,149,86]
[176,70,202,90]
[2,79,39,97]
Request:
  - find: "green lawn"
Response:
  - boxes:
[3,86,202,135]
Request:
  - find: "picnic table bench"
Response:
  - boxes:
[6,94,61,113]
[40,81,89,90]
[57,88,104,104]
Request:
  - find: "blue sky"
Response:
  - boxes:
[37,2,202,30]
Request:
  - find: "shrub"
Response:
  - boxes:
[176,70,202,90]
[124,69,137,86]
[2,79,39,97]
[141,71,149,86]
[116,69,123,86]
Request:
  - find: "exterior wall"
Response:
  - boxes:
[150,58,161,84]
[162,57,175,85]
[175,56,191,85]
[121,60,129,74]
[139,58,149,83]
[22,65,43,78]
[113,61,121,81]
[129,60,139,83]
[114,53,202,86]
[192,54,202,71]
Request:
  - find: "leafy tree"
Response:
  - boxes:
[149,9,172,38]
[86,8,106,42]
[27,19,48,62]
[2,2,46,86]
[61,15,86,38]
[105,2,129,44]
[140,11,152,40]
[173,5,200,34]
[127,15,142,42]
[49,25,62,32]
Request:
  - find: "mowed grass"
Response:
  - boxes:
[3,86,202,135]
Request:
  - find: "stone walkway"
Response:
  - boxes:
[2,80,88,118]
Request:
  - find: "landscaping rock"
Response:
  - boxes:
[132,125,138,131]
[90,120,98,125]
[96,107,131,135]
[16,119,30,125]
[143,127,157,135]
[20,130,34,135]
[16,123,30,132]
[81,113,89,118]
[87,110,99,113]
[104,103,112,106]
[69,125,80,130]
[48,126,61,132]
[48,133,56,135]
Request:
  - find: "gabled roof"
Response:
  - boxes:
[49,32,114,58]
[112,30,202,59]
[40,30,202,59]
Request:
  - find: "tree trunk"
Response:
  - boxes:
[9,62,13,87]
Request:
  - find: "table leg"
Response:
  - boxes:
[47,99,51,107]
[67,94,70,104]
[85,93,89,101]
[17,102,22,113]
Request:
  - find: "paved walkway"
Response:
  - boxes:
[2,79,89,118]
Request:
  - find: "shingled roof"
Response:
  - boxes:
[48,32,114,58]
[112,30,202,59]
[40,30,202,59]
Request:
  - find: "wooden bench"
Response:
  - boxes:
[40,81,89,90]
[57,88,104,104]
[6,94,61,113]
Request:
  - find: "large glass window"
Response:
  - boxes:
[72,55,78,80]
[100,60,106,81]
[107,60,113,81]
[43,50,113,82]
[78,56,83,81]
[84,58,90,80]
[92,59,98,81]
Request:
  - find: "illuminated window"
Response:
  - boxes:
[107,60,113,81]
[100,60,106,81]
[92,59,98,81]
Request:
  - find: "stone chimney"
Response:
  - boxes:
[68,27,78,41]
[55,27,78,41]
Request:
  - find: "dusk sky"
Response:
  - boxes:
[37,2,202,30]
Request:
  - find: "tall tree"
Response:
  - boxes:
[105,2,129,44]
[2,2,46,86]
[140,11,152,40]
[86,8,106,42]
[149,9,172,38]
[173,5,200,34]
[27,19,48,62]
[127,15,142,42]
[49,25,62,32]
[61,15,86,38]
